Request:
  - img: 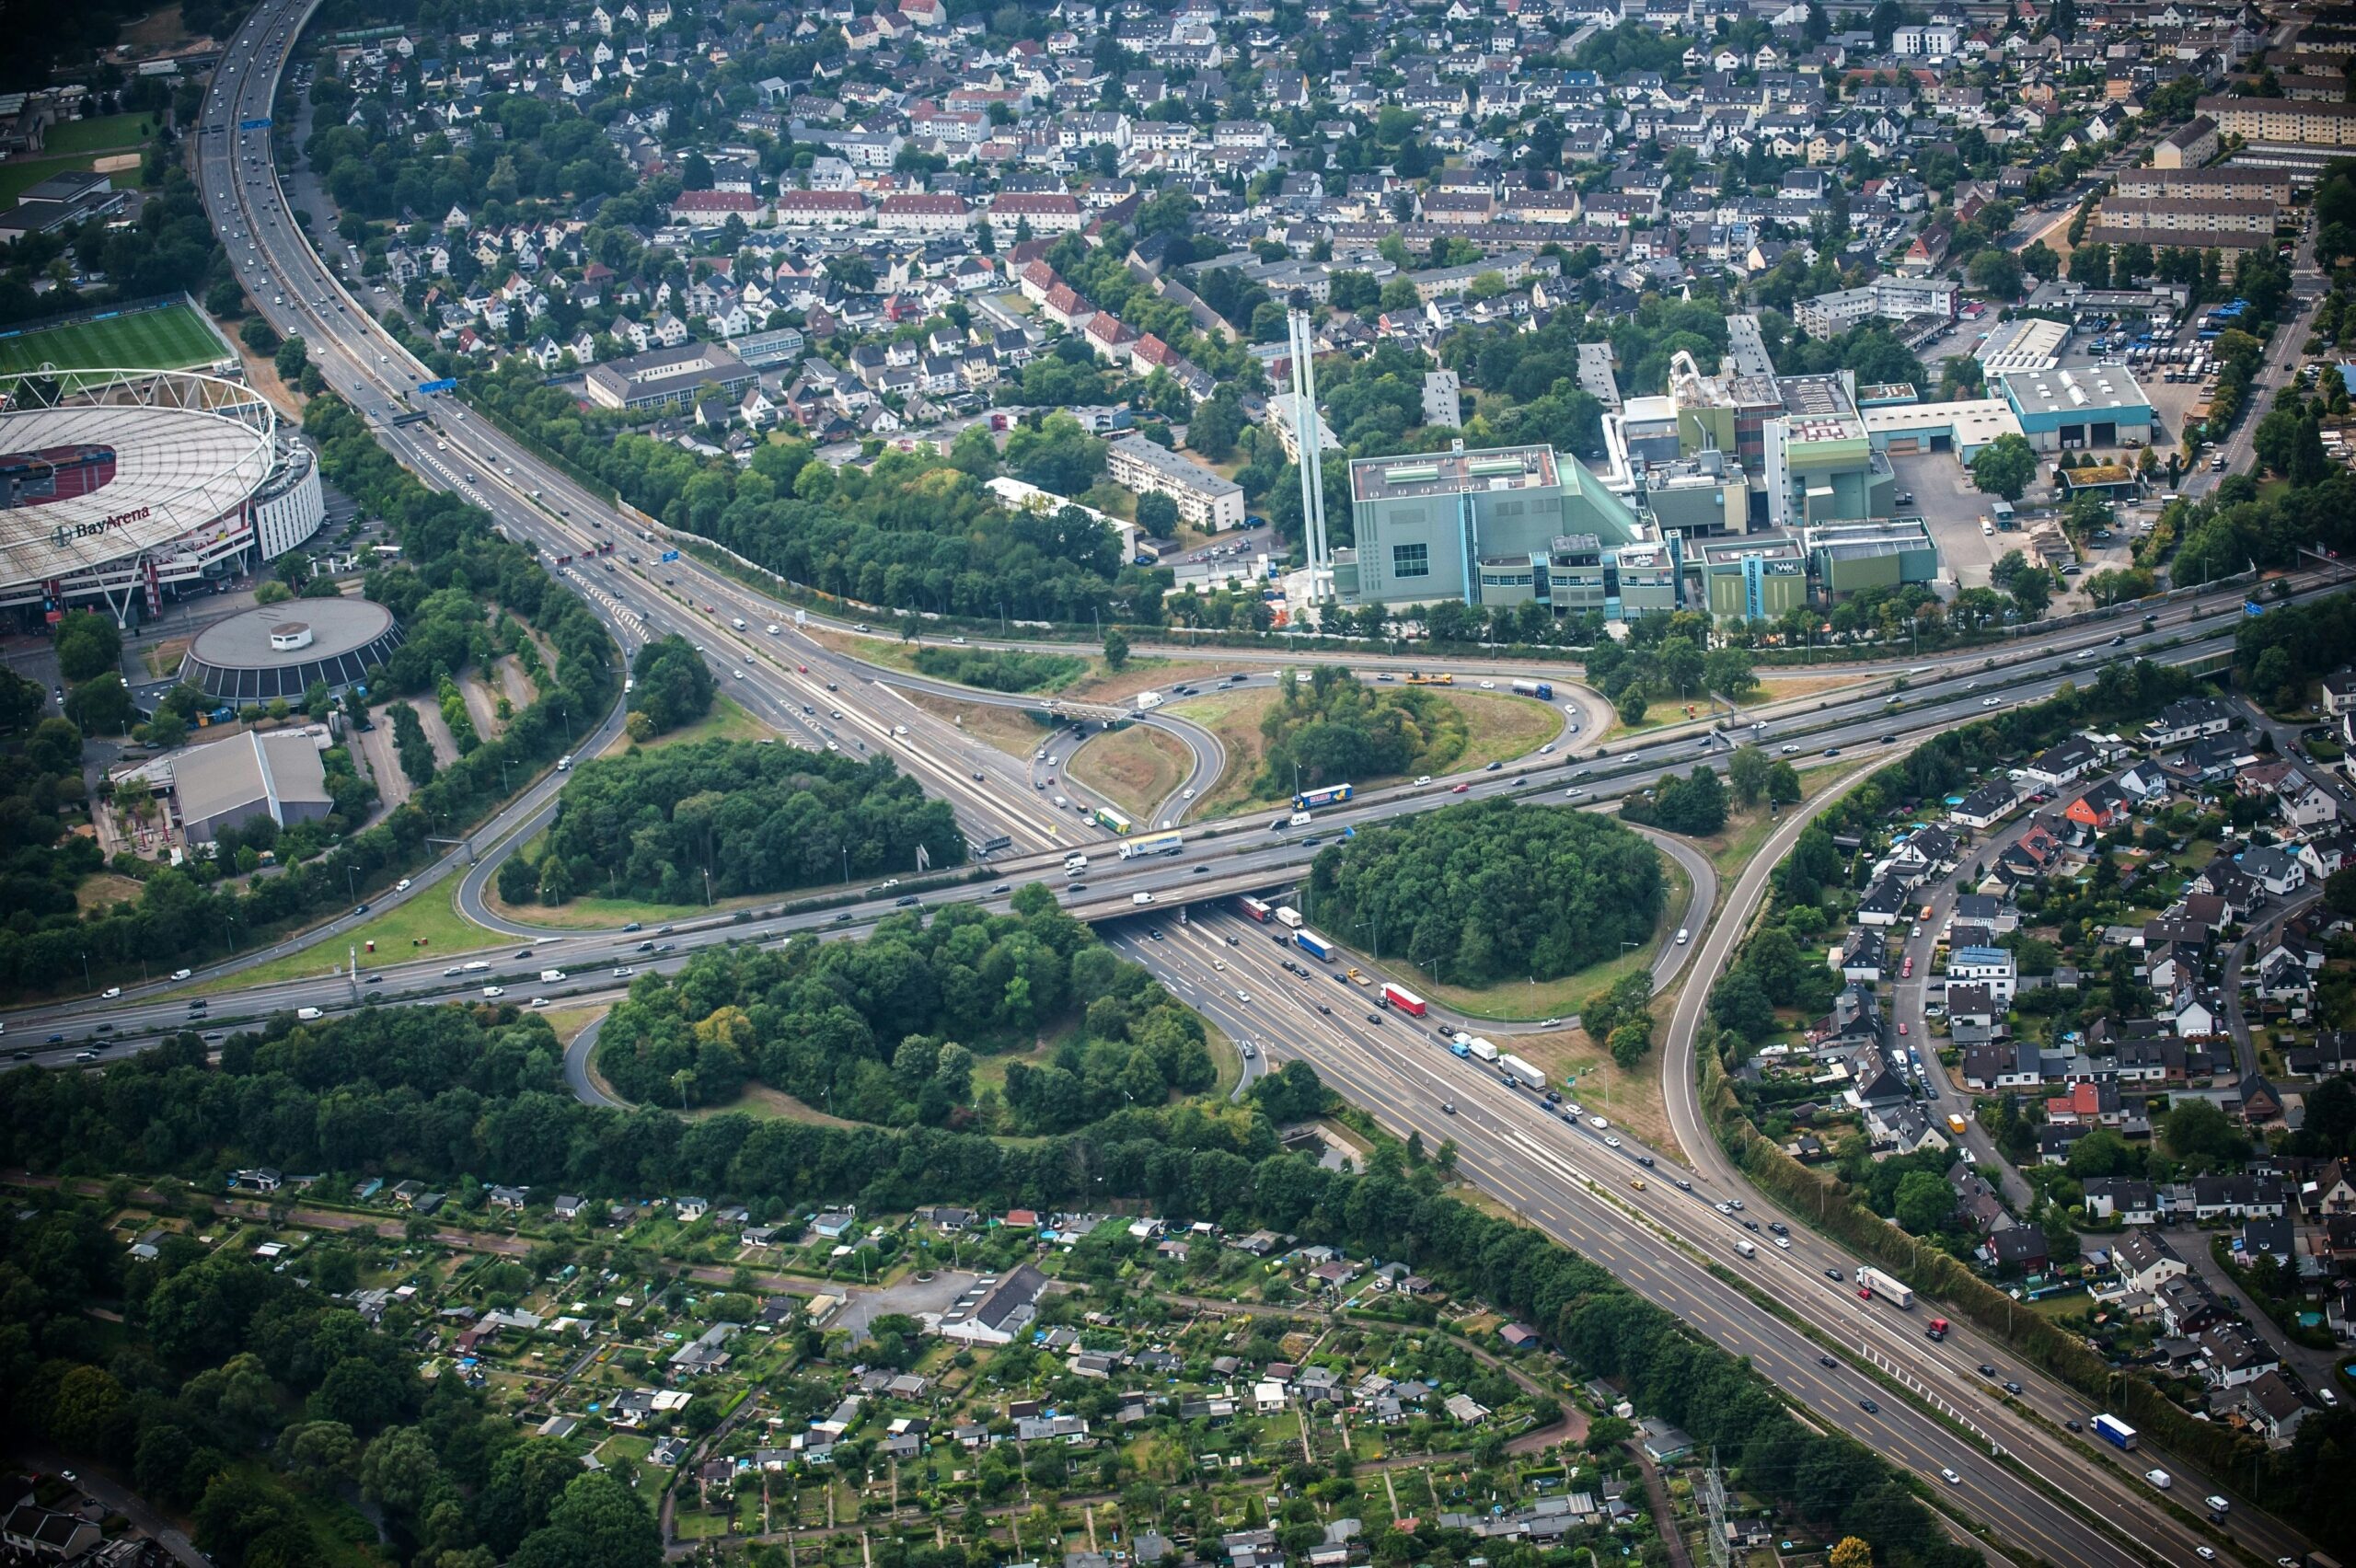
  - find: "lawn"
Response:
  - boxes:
[180,883,498,994]
[599,691,773,756]
[39,114,159,156]
[1175,686,1564,820]
[1068,722,1191,822]
[685,1080,859,1127]
[0,156,104,207]
[0,301,228,375]
[902,688,1056,757]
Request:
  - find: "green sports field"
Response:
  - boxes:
[0,304,229,377]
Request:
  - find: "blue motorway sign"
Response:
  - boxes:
[239,117,272,130]
[416,376,458,395]
[2244,601,2265,617]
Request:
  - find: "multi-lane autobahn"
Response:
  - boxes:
[83,3,2340,1560]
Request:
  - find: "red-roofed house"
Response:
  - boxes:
[991,191,1086,233]
[776,190,872,228]
[669,190,765,226]
[1084,310,1139,363]
[877,192,973,233]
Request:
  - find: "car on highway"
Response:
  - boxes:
[1780,744,1798,754]
[1440,1101,1455,1114]
[1858,1399,1878,1413]
[1981,696,2002,708]
[1450,782,1470,792]
[1234,990,1251,1003]
[1940,1469,1961,1486]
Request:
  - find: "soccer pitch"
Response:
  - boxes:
[0,304,230,378]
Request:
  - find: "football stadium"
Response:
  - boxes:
[0,366,323,630]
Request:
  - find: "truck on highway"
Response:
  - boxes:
[1275,906,1304,929]
[1293,783,1355,811]
[1135,690,1164,711]
[1854,1266,1914,1309]
[1379,982,1427,1017]
[1238,896,1273,922]
[1498,1052,1545,1086]
[462,960,491,973]
[1509,678,1554,700]
[2092,1414,2137,1451]
[1294,929,1334,962]
[1119,830,1184,859]
[1466,1037,1500,1064]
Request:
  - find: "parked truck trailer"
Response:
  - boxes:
[1498,1053,1545,1086]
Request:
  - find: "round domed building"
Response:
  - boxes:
[179,596,404,704]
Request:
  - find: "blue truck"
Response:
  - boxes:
[1294,930,1334,963]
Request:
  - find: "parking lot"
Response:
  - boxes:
[1888,449,2008,588]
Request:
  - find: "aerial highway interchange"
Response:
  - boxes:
[22,0,2335,1560]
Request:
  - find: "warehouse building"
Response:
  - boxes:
[170,729,334,845]
[1994,366,2154,453]
[1335,443,1642,609]
[583,341,757,412]
[1104,433,1246,531]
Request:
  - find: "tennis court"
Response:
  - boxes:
[0,304,228,377]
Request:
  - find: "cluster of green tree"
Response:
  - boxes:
[0,672,102,927]
[595,892,1210,1126]
[464,371,1170,625]
[907,645,1085,693]
[1580,969,1662,1070]
[1620,765,1728,836]
[1967,432,2038,502]
[1583,614,1757,724]
[2235,592,2356,712]
[2167,464,2356,594]
[626,635,716,738]
[305,85,634,236]
[1769,317,1929,391]
[1304,800,1665,988]
[0,1179,660,1567]
[1254,667,1470,798]
[519,740,959,906]
[0,167,224,329]
[1034,234,1252,386]
[0,395,616,997]
[1727,744,1804,813]
[2253,382,2340,489]
[1438,319,1610,458]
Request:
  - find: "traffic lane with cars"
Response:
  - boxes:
[1134,911,2144,1568]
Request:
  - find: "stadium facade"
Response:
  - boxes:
[0,368,325,628]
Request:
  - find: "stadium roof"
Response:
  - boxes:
[0,371,274,591]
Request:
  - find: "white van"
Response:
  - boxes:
[1132,892,1155,905]
[296,1006,323,1020]
[482,986,506,998]
[557,755,573,771]
[2144,1470,2172,1491]
[396,878,412,892]
[1053,794,1069,811]
[732,617,747,630]
[766,623,780,635]
[1676,928,1691,945]
[538,968,567,983]
[1734,1239,1756,1257]
[1064,853,1089,874]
